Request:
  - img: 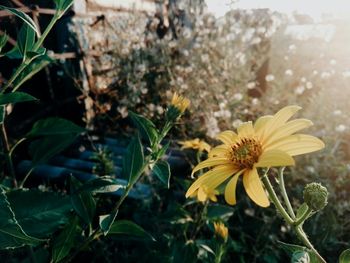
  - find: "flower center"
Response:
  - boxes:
[230,138,262,169]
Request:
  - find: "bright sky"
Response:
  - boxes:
[205,0,350,19]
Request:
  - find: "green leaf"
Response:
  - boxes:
[0,92,38,106]
[99,212,118,235]
[0,106,4,124]
[339,249,350,263]
[292,251,310,263]
[0,5,39,36]
[53,0,74,16]
[29,134,78,165]
[12,54,52,90]
[5,45,22,59]
[207,204,234,220]
[70,176,96,225]
[152,160,171,188]
[123,135,144,185]
[52,216,81,263]
[17,23,36,59]
[156,141,170,160]
[129,111,158,146]
[0,187,42,249]
[108,220,155,241]
[75,176,124,194]
[7,189,72,238]
[27,117,85,137]
[296,203,309,220]
[0,33,8,53]
[278,241,308,254]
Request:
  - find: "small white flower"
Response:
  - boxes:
[321,72,331,79]
[233,93,243,101]
[246,82,256,89]
[232,119,243,128]
[333,110,342,116]
[295,85,305,95]
[313,70,318,75]
[288,44,296,51]
[330,59,337,65]
[285,69,293,76]
[306,82,313,89]
[252,98,259,105]
[306,166,315,173]
[265,74,275,82]
[300,77,307,83]
[335,124,346,133]
[284,56,289,61]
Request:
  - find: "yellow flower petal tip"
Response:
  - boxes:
[185,105,325,207]
[178,138,211,153]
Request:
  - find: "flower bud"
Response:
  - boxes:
[303,183,328,211]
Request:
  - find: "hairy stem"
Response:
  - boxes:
[278,167,296,219]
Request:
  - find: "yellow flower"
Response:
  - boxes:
[178,138,211,153]
[171,92,190,114]
[186,106,325,207]
[189,185,219,202]
[213,222,228,241]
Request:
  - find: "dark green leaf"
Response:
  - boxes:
[99,212,118,235]
[17,23,35,58]
[27,117,85,137]
[152,160,171,188]
[29,134,77,165]
[70,176,96,225]
[129,111,158,146]
[5,45,22,59]
[12,54,52,90]
[0,106,4,124]
[0,33,8,53]
[0,187,42,249]
[108,220,155,241]
[123,135,144,185]
[339,249,350,263]
[0,92,38,106]
[207,204,234,220]
[53,0,74,16]
[7,189,72,238]
[156,141,170,159]
[52,216,81,263]
[0,5,39,36]
[75,176,124,194]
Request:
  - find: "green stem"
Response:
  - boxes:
[2,63,28,92]
[0,123,17,187]
[294,207,312,226]
[19,167,34,188]
[294,226,327,263]
[261,172,327,263]
[65,228,102,263]
[9,137,26,157]
[261,172,293,225]
[32,13,59,51]
[215,243,224,263]
[278,167,296,219]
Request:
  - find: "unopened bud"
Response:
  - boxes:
[303,183,328,211]
[291,251,310,263]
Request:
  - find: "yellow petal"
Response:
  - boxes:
[254,115,273,133]
[237,121,254,138]
[186,165,235,197]
[197,187,207,202]
[224,172,241,205]
[263,119,313,147]
[217,130,238,145]
[191,157,230,176]
[255,149,295,167]
[205,167,239,190]
[261,105,301,141]
[243,169,270,207]
[209,145,229,158]
[265,134,325,156]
